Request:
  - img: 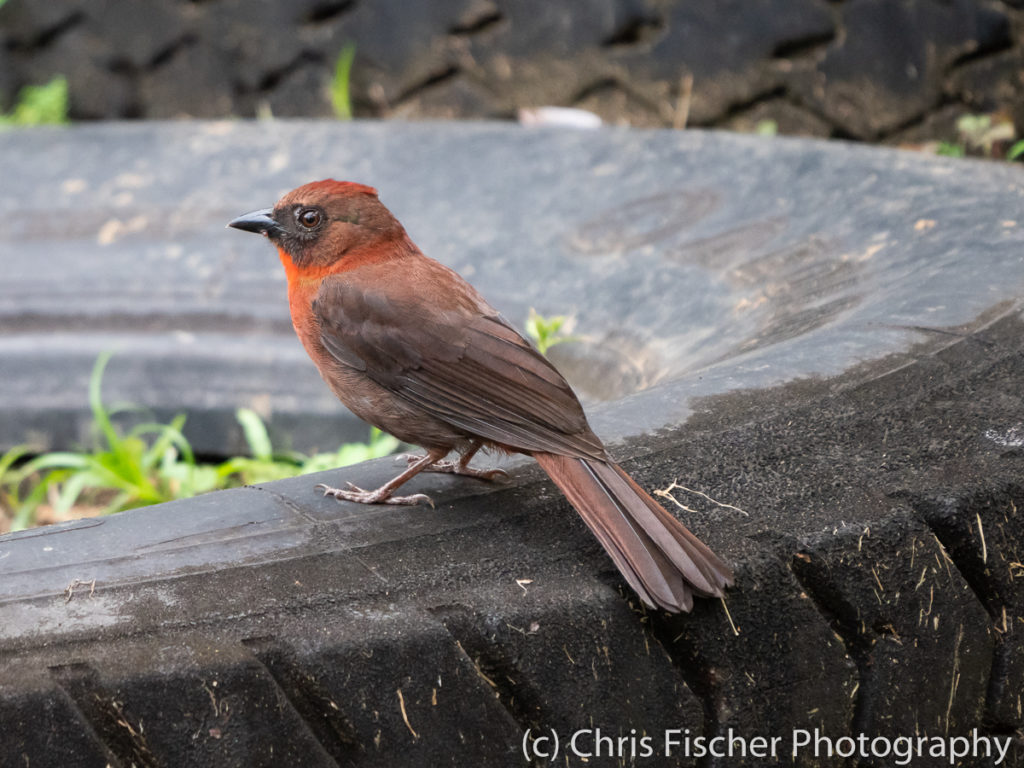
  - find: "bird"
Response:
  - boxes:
[229,179,733,612]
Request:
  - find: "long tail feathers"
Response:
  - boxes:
[534,453,734,613]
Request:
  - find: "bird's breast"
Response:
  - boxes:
[286,279,329,362]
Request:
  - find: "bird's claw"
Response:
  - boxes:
[472,467,511,482]
[315,482,433,507]
[397,453,510,483]
[456,466,510,482]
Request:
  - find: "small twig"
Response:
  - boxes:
[396,688,418,740]
[202,680,221,717]
[944,625,963,735]
[655,481,749,517]
[506,621,540,636]
[871,566,884,594]
[654,497,702,516]
[455,641,498,689]
[721,597,740,636]
[932,534,954,581]
[976,512,987,564]
[673,73,694,130]
[914,566,927,591]
[63,578,96,603]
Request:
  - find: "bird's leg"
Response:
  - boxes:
[397,440,510,482]
[316,448,448,506]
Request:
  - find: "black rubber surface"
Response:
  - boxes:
[1,123,1023,766]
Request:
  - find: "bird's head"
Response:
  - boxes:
[229,179,405,271]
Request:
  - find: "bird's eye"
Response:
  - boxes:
[297,208,322,229]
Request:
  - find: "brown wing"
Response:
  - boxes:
[312,271,606,460]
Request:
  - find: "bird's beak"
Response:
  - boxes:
[228,208,283,238]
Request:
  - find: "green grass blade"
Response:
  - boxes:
[331,43,356,120]
[133,415,194,470]
[17,452,92,475]
[936,141,965,158]
[236,408,275,461]
[88,351,121,451]
[173,463,222,496]
[10,473,58,531]
[0,75,69,128]
[367,427,401,458]
[0,445,31,481]
[53,471,94,515]
[525,309,580,356]
[99,436,150,488]
[301,428,401,473]
[101,490,136,515]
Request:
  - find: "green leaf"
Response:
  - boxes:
[2,352,412,529]
[0,444,31,481]
[935,141,965,158]
[955,113,990,139]
[88,351,121,451]
[300,428,401,473]
[11,479,52,531]
[1008,140,1024,162]
[184,464,223,496]
[53,471,95,515]
[331,43,357,121]
[0,75,69,127]
[132,415,194,469]
[160,461,221,497]
[10,468,72,531]
[236,407,274,461]
[525,308,579,356]
[87,453,148,497]
[16,452,94,477]
[101,490,136,516]
[367,427,401,458]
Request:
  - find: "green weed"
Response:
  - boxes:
[219,407,398,485]
[0,353,399,531]
[937,113,1020,161]
[0,75,69,127]
[330,43,357,120]
[935,141,966,158]
[525,309,580,356]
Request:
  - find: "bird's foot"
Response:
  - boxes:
[396,453,510,482]
[315,481,432,507]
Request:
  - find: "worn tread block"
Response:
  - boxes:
[620,0,835,124]
[49,663,162,768]
[0,661,115,768]
[433,578,704,766]
[242,636,361,762]
[791,512,993,740]
[651,551,856,767]
[259,611,526,766]
[790,0,1011,139]
[914,481,1024,729]
[49,642,340,768]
